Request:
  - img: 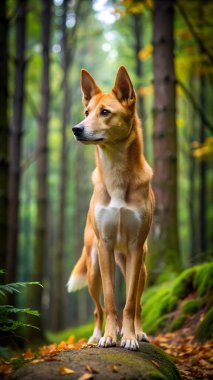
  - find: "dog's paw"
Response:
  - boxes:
[120,338,139,351]
[88,335,100,344]
[98,336,116,348]
[136,331,149,343]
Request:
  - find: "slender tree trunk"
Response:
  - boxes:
[150,0,180,280]
[132,13,147,156]
[188,77,197,264]
[0,0,9,278]
[199,45,206,254]
[29,0,51,336]
[53,0,70,331]
[7,0,27,288]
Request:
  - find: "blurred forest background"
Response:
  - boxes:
[0,0,212,341]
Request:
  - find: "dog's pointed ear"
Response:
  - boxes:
[81,69,101,107]
[112,66,136,106]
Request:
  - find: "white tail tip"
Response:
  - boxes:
[66,274,87,292]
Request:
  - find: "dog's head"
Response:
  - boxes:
[72,66,136,145]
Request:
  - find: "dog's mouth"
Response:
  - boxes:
[76,137,104,143]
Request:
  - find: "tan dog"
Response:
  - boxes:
[67,66,154,350]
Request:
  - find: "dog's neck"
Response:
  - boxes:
[96,119,145,206]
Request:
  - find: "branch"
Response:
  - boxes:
[177,79,213,133]
[176,1,213,63]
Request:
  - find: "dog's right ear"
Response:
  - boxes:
[81,69,101,107]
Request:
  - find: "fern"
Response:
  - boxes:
[0,282,42,297]
[0,270,42,333]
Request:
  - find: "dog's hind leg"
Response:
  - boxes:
[134,245,149,342]
[87,244,103,344]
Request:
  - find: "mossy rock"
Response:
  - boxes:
[196,307,213,342]
[8,343,181,380]
[180,299,202,314]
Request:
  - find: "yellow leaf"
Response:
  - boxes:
[138,44,153,60]
[77,373,94,380]
[138,85,153,97]
[59,367,75,375]
[32,359,45,364]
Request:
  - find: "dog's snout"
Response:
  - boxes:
[72,124,84,137]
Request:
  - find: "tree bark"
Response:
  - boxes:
[150,0,180,280]
[7,0,27,288]
[29,0,51,336]
[0,0,9,278]
[53,0,70,331]
[132,12,147,156]
[199,45,206,255]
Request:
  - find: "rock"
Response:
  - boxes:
[8,343,181,380]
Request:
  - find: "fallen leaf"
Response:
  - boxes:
[32,359,45,364]
[151,360,160,368]
[78,373,94,380]
[22,348,35,360]
[59,367,75,375]
[85,364,99,374]
[111,365,119,373]
[0,363,13,375]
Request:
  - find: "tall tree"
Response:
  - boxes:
[0,0,9,278]
[150,0,180,279]
[7,0,27,287]
[29,0,51,335]
[132,12,147,154]
[53,0,82,331]
[53,0,70,331]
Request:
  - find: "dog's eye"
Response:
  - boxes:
[85,110,89,117]
[100,109,110,117]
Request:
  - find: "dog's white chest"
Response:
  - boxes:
[94,200,143,252]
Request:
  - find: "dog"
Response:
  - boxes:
[67,66,154,351]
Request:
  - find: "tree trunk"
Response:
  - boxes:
[53,0,70,331]
[132,13,147,156]
[150,0,180,280]
[199,45,206,255]
[29,0,51,337]
[0,0,9,278]
[7,0,27,289]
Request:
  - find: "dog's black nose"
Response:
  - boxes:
[72,125,84,137]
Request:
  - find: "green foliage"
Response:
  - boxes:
[46,322,94,343]
[194,263,213,297]
[142,263,213,338]
[196,307,213,342]
[181,299,202,315]
[171,315,186,331]
[0,272,41,333]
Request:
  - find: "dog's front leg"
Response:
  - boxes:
[98,239,117,347]
[121,248,143,351]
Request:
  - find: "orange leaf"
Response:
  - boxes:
[111,365,118,373]
[22,348,35,360]
[0,363,13,375]
[58,367,75,375]
[78,373,94,380]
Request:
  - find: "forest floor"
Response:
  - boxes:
[1,323,212,379]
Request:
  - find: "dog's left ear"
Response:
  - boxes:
[81,69,101,107]
[112,66,136,106]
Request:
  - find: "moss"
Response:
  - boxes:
[142,286,171,334]
[194,262,213,297]
[196,307,213,342]
[46,321,94,343]
[171,315,186,331]
[171,267,197,299]
[181,299,202,314]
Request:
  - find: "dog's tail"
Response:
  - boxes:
[67,247,87,292]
